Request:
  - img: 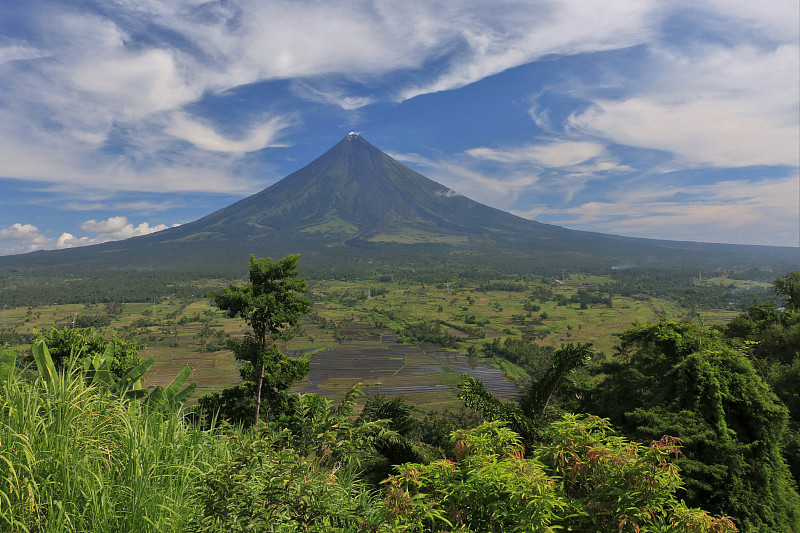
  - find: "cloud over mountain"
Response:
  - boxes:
[0,0,796,252]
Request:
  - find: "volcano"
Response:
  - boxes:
[0,133,796,275]
[168,132,559,244]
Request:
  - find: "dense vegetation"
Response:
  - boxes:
[1,263,798,531]
[1,355,737,532]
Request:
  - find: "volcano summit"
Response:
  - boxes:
[0,134,796,275]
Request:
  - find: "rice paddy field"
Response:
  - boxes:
[1,273,755,409]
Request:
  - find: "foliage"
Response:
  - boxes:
[359,394,444,486]
[361,393,419,436]
[0,344,16,382]
[193,431,382,533]
[605,267,774,311]
[0,327,34,346]
[584,319,800,531]
[415,407,486,458]
[538,415,737,532]
[209,254,312,425]
[192,389,393,532]
[197,340,310,426]
[0,362,225,532]
[382,421,560,532]
[481,336,555,378]
[399,320,461,348]
[197,382,259,427]
[74,313,112,328]
[0,270,211,308]
[35,326,143,378]
[458,343,592,446]
[719,274,800,481]
[773,271,800,311]
[275,388,399,470]
[518,342,592,417]
[458,374,545,446]
[382,418,737,532]
[32,338,196,413]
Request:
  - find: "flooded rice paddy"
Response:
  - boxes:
[292,337,519,401]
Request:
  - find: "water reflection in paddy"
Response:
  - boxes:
[293,340,519,400]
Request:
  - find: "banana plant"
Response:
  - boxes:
[33,338,196,412]
[31,339,56,389]
[142,365,196,413]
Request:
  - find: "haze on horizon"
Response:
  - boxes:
[0,0,797,256]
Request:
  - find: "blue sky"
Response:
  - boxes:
[0,0,798,256]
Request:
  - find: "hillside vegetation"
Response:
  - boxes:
[1,266,798,531]
[1,353,740,532]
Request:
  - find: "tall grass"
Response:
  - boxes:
[0,366,231,532]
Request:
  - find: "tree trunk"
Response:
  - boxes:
[254,358,265,426]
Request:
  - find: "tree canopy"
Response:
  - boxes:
[583,319,800,531]
[206,254,312,426]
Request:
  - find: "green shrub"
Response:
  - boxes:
[382,418,738,532]
[0,365,227,532]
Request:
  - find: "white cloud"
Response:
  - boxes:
[393,151,540,207]
[0,223,52,254]
[0,217,177,255]
[60,199,180,212]
[57,12,202,119]
[700,0,799,40]
[568,43,800,168]
[289,81,375,110]
[397,0,659,100]
[78,217,170,243]
[467,141,605,167]
[395,139,632,208]
[117,0,447,90]
[0,114,265,194]
[524,174,800,246]
[56,232,89,249]
[0,0,662,178]
[165,113,290,153]
[460,140,630,203]
[0,44,49,65]
[0,0,796,250]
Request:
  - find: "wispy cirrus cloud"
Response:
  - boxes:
[165,113,291,153]
[0,0,667,195]
[392,150,538,207]
[515,174,800,246]
[466,141,605,167]
[0,44,49,65]
[568,44,800,168]
[461,140,629,203]
[0,0,796,253]
[396,0,661,100]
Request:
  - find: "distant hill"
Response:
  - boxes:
[0,133,797,277]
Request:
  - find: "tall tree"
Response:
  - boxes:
[773,271,800,312]
[584,319,800,531]
[211,254,311,426]
[721,273,800,481]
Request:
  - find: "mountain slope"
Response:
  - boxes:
[0,133,797,275]
[166,133,548,244]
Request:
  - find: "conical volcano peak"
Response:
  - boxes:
[326,131,378,155]
[338,131,373,151]
[1,132,791,275]
[181,131,532,244]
